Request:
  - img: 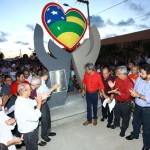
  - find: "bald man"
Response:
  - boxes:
[15,83,43,150]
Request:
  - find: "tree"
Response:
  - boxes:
[97,43,118,64]
[0,52,4,60]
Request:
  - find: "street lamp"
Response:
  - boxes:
[63,3,72,8]
[19,49,22,58]
[77,0,90,28]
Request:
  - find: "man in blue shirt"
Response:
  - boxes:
[126,65,150,150]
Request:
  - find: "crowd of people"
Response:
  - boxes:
[0,58,60,150]
[82,62,150,150]
[0,55,150,150]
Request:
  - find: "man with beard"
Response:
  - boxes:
[126,65,150,150]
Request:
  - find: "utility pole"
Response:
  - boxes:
[77,0,90,29]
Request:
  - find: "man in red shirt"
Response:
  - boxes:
[11,72,29,96]
[128,65,139,83]
[100,66,114,128]
[82,63,106,126]
[108,66,134,137]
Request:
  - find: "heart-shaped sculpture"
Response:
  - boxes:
[42,2,87,51]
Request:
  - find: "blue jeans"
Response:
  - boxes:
[132,104,150,148]
[143,107,150,148]
[86,91,98,121]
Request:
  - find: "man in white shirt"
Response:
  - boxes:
[36,70,59,142]
[0,104,23,150]
[15,83,43,150]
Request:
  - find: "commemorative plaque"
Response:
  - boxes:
[49,69,67,93]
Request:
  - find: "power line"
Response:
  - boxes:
[93,0,128,16]
[134,12,150,20]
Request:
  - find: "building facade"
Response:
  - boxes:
[97,29,150,64]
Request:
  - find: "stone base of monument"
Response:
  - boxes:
[51,91,102,127]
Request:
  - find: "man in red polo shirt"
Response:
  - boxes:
[11,71,29,96]
[82,63,106,126]
[108,66,134,137]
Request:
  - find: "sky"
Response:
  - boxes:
[0,0,150,58]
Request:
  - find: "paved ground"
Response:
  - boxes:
[19,91,143,150]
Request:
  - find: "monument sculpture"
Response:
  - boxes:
[34,2,101,107]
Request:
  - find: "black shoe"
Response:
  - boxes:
[16,145,23,149]
[42,136,51,142]
[38,141,47,146]
[120,131,125,137]
[110,124,119,129]
[49,132,56,136]
[100,117,105,121]
[142,147,150,150]
[126,135,138,140]
[107,124,111,128]
[104,116,108,119]
[16,143,25,149]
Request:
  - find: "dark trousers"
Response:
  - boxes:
[131,104,150,148]
[131,104,143,138]
[114,101,131,132]
[143,107,150,148]
[23,128,38,150]
[102,104,113,124]
[86,91,98,121]
[41,102,51,138]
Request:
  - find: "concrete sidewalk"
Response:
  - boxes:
[20,91,143,150]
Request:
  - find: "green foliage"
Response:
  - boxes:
[99,43,118,57]
[0,52,4,60]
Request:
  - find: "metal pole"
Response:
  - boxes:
[86,0,90,32]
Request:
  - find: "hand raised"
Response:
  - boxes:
[129,88,138,97]
[35,95,43,104]
[51,83,59,91]
[108,80,116,89]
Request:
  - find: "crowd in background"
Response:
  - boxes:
[0,57,59,150]
[0,52,150,150]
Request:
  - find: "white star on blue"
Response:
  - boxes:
[45,5,66,27]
